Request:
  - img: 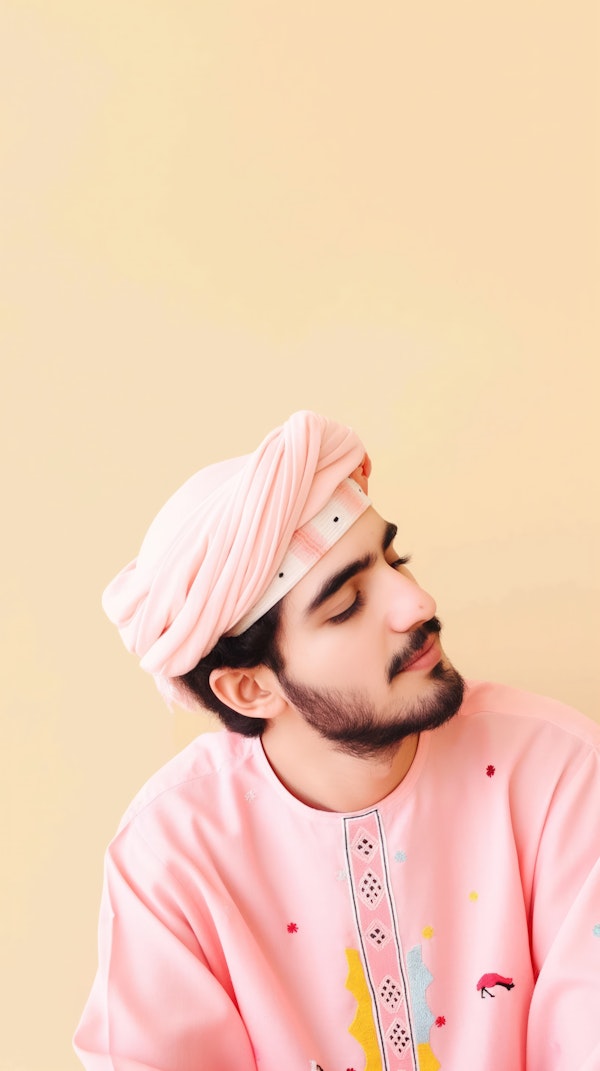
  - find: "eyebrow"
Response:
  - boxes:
[305,521,398,617]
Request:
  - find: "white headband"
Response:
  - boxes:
[230,477,371,634]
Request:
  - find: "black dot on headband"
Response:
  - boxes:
[333,516,339,523]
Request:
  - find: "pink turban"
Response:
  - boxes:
[102,411,370,703]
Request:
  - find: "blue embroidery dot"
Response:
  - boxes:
[394,850,407,863]
[593,923,600,938]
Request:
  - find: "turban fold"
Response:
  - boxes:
[102,410,370,703]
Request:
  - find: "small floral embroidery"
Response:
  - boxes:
[435,1016,446,1027]
[287,922,298,933]
[486,765,495,777]
[469,891,479,901]
[593,923,600,938]
[422,925,434,939]
[244,789,257,801]
[394,850,407,863]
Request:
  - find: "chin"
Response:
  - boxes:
[280,660,466,759]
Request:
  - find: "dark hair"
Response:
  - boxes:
[177,600,283,736]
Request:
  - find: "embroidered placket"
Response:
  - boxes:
[344,812,417,1070]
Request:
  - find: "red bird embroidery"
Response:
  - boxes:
[477,973,515,998]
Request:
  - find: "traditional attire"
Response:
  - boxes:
[74,680,600,1071]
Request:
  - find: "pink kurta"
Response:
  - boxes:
[74,681,600,1070]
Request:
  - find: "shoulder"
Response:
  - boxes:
[459,679,600,748]
[439,680,600,792]
[117,729,261,832]
[425,683,600,852]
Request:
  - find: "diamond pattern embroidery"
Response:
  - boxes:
[379,974,403,1012]
[386,1020,411,1055]
[344,812,416,1069]
[358,869,384,908]
[365,920,391,948]
[351,827,378,860]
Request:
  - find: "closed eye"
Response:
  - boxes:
[329,555,411,624]
[389,554,412,570]
[328,591,365,625]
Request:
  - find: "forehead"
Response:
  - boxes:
[281,506,387,618]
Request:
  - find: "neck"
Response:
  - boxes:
[260,720,419,812]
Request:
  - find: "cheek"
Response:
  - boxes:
[291,629,378,686]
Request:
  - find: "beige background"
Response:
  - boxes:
[2,2,598,1068]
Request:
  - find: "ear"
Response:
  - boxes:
[209,665,288,722]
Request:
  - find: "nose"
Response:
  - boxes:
[386,571,437,633]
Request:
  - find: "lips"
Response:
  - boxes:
[402,634,438,671]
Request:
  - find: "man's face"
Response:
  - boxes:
[275,507,464,756]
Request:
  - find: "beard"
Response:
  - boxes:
[277,620,465,759]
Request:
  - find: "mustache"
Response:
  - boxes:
[386,617,442,684]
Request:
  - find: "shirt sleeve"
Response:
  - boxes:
[525,743,600,1070]
[73,823,258,1071]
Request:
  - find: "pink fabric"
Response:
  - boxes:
[73,682,600,1070]
[102,412,368,696]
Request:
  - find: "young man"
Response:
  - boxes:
[75,411,600,1071]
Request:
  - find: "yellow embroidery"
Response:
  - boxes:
[417,1041,441,1071]
[422,926,434,939]
[345,949,383,1071]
